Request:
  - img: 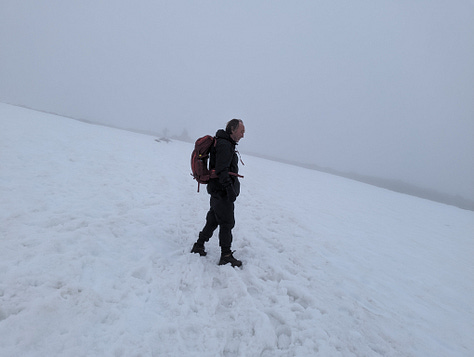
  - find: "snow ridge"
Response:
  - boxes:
[1,104,473,356]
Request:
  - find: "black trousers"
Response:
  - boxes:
[198,195,235,254]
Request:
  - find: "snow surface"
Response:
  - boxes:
[0,103,473,357]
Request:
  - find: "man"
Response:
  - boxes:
[191,119,245,267]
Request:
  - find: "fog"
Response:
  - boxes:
[1,0,473,203]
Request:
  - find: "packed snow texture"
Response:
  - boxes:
[1,103,473,357]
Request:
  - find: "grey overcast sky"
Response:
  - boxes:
[1,0,473,200]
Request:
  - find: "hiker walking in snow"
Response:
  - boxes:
[191,119,245,267]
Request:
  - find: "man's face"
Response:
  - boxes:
[231,123,245,142]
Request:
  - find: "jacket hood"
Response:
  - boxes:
[215,129,237,145]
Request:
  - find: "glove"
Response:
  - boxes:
[226,185,237,202]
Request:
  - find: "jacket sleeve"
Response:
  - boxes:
[214,140,234,188]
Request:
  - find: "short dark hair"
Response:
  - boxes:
[226,119,243,134]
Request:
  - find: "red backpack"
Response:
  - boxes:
[190,135,217,192]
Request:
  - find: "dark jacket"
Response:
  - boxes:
[207,129,240,198]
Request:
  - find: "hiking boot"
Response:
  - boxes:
[191,243,207,256]
[218,252,242,267]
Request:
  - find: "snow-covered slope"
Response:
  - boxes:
[1,103,473,357]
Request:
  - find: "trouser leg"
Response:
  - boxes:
[198,207,218,244]
[198,196,235,254]
[210,196,235,254]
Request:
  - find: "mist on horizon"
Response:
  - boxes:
[1,0,473,201]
